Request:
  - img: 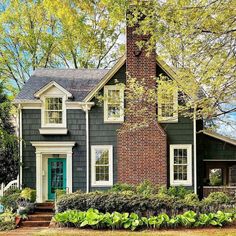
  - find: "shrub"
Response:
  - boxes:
[53,208,235,230]
[0,210,16,231]
[55,189,66,201]
[20,188,36,203]
[0,193,20,212]
[111,183,135,193]
[203,192,231,205]
[56,190,234,216]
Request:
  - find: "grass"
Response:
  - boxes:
[33,228,236,236]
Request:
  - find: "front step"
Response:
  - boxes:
[28,214,53,221]
[20,203,54,228]
[35,206,54,212]
[21,220,51,227]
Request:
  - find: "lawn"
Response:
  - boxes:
[33,228,236,236]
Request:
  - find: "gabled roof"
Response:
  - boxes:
[201,130,236,146]
[84,55,126,102]
[34,81,73,98]
[83,54,183,102]
[15,68,109,102]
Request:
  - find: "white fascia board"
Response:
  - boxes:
[34,81,73,98]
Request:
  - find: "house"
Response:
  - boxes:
[14,20,236,203]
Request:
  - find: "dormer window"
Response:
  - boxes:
[34,81,73,135]
[104,85,124,123]
[40,95,67,134]
[44,97,63,125]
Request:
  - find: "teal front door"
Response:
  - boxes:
[48,158,66,200]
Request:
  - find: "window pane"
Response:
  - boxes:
[95,149,109,165]
[95,166,109,181]
[209,168,222,186]
[173,148,188,181]
[108,90,120,103]
[108,105,120,118]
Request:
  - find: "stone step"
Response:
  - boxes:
[28,214,53,221]
[21,220,51,227]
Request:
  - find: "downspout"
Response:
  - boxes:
[85,106,90,193]
[18,104,22,189]
[193,105,197,194]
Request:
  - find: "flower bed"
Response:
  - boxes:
[53,208,235,231]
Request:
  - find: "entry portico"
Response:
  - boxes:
[31,142,75,202]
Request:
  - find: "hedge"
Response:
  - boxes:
[56,191,235,216]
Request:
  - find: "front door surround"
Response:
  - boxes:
[31,142,75,202]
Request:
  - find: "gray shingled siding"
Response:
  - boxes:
[160,118,194,190]
[22,109,87,192]
[89,65,126,191]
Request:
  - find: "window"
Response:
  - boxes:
[45,97,63,124]
[104,85,124,123]
[42,96,66,128]
[91,145,113,187]
[170,144,192,186]
[158,82,178,122]
[209,168,223,186]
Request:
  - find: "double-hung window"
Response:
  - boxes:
[104,85,124,123]
[158,82,178,122]
[91,145,113,187]
[42,96,66,128]
[170,144,192,186]
[44,97,63,125]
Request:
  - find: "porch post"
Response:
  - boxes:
[36,152,43,202]
[66,152,73,193]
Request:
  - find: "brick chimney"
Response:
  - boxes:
[117,10,167,185]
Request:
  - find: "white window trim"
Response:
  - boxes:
[158,87,178,123]
[170,144,192,186]
[41,94,67,128]
[91,145,113,187]
[104,85,124,123]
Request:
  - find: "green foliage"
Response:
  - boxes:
[0,0,126,93]
[111,183,135,192]
[55,189,66,201]
[53,208,235,230]
[20,188,36,203]
[203,192,231,205]
[56,188,232,216]
[0,209,16,231]
[0,191,21,212]
[0,83,19,184]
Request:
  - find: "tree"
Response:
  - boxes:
[126,0,235,134]
[0,83,19,184]
[0,0,125,94]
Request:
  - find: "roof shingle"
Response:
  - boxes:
[15,68,109,101]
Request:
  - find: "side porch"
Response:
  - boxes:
[197,130,236,198]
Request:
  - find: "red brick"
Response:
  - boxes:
[117,21,167,185]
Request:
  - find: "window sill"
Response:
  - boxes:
[39,128,68,135]
[91,183,113,187]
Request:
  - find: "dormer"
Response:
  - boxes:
[34,81,73,135]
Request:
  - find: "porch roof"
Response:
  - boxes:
[201,130,236,146]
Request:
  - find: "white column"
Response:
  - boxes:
[36,152,43,202]
[67,152,73,193]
